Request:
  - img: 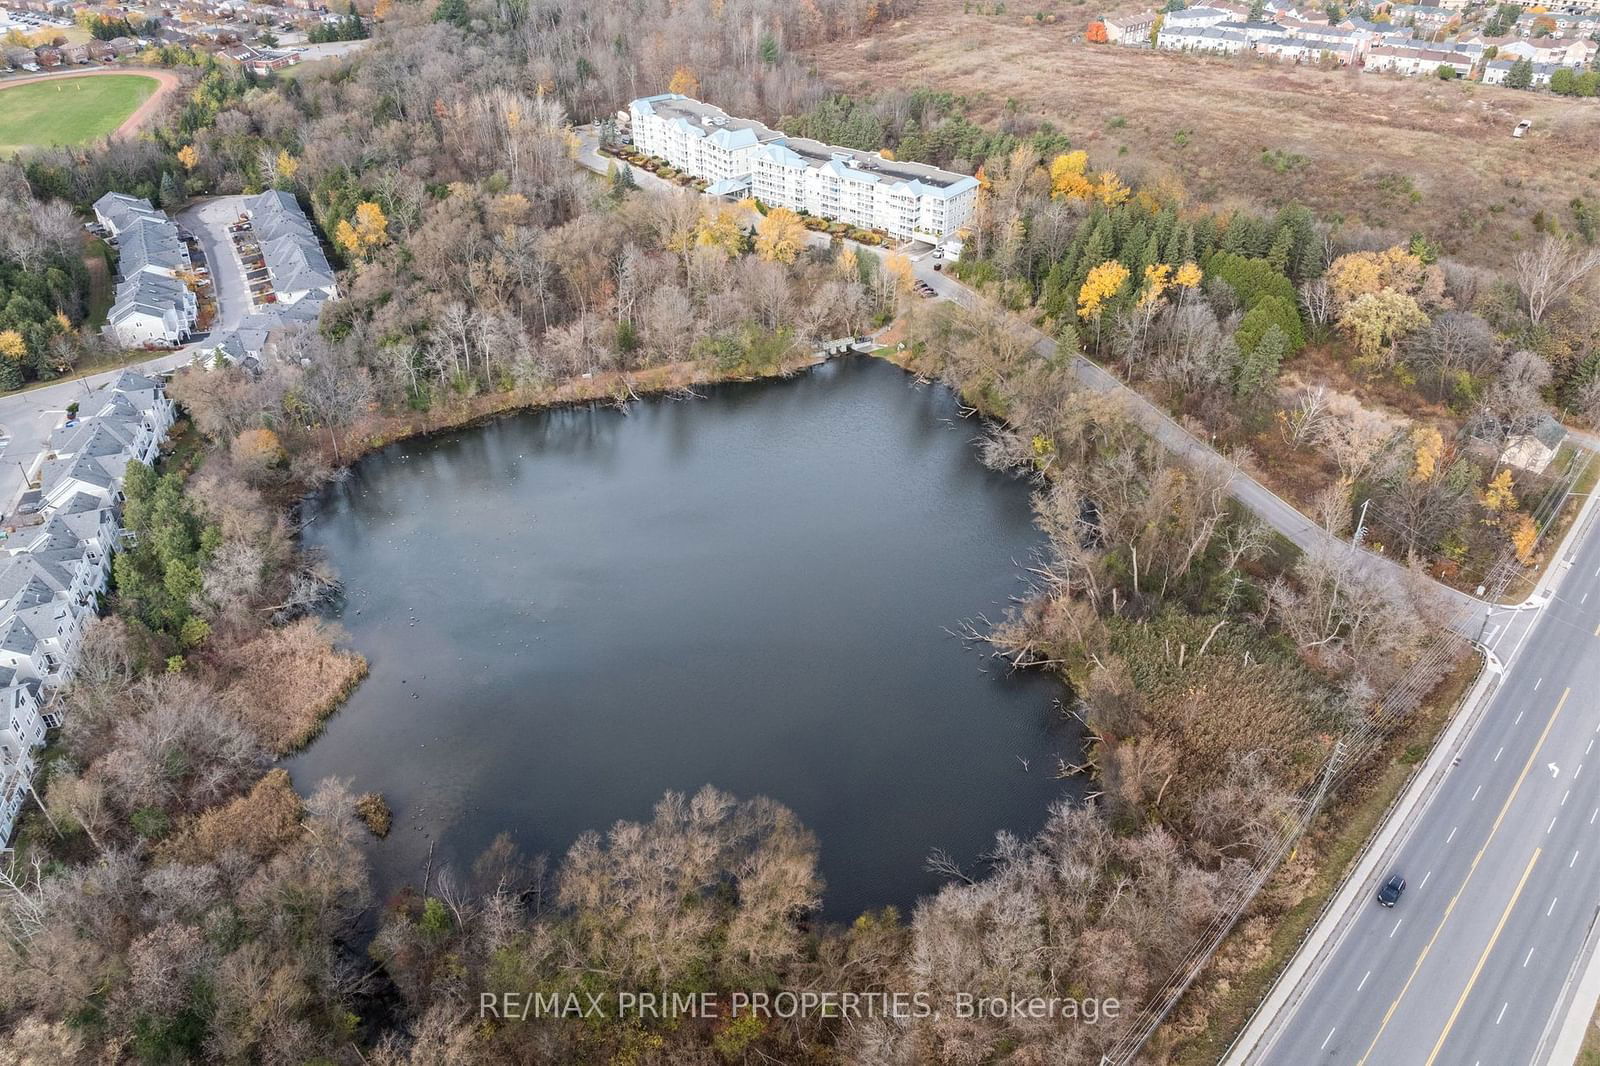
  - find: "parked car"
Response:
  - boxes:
[1513,119,1532,138]
[1376,874,1406,907]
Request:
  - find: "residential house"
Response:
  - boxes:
[92,191,164,237]
[1387,2,1455,34]
[1103,9,1158,42]
[242,190,338,304]
[1363,41,1476,74]
[1159,6,1234,28]
[1500,415,1569,473]
[1497,35,1598,66]
[59,40,87,62]
[0,370,176,842]
[1483,56,1562,83]
[0,672,46,842]
[1156,23,1251,52]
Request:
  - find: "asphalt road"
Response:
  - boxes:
[1243,516,1600,1066]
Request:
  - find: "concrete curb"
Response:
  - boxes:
[1223,649,1500,1064]
[1227,453,1600,1065]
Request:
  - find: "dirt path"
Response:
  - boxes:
[0,66,182,139]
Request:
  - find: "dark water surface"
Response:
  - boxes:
[286,356,1079,921]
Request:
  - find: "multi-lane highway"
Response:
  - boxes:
[1237,499,1600,1066]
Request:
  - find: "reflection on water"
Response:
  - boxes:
[285,356,1081,921]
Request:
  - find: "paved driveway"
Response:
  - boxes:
[177,197,251,333]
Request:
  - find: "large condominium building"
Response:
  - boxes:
[628,94,979,244]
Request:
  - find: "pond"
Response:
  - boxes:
[285,355,1080,921]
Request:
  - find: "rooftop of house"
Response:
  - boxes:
[244,190,336,295]
[116,216,189,274]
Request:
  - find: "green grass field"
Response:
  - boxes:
[0,74,160,155]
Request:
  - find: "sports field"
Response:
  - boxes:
[0,73,160,155]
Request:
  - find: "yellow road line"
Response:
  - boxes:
[1424,847,1542,1065]
[1355,687,1569,1066]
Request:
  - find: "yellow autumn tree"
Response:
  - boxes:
[1049,151,1094,200]
[1338,288,1428,362]
[0,330,24,361]
[1411,426,1444,482]
[1078,260,1130,322]
[52,311,72,333]
[273,149,299,184]
[695,204,746,257]
[1480,468,1517,513]
[1325,246,1425,310]
[668,66,700,97]
[1095,171,1130,207]
[884,252,915,293]
[336,202,390,259]
[834,245,859,280]
[177,144,199,171]
[754,207,807,263]
[1174,261,1203,289]
[1138,263,1172,307]
[374,0,392,16]
[1510,513,1539,563]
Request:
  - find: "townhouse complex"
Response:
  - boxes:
[0,370,175,841]
[96,193,200,350]
[199,190,338,368]
[628,94,979,244]
[1134,0,1598,79]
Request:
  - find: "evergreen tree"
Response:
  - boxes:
[158,171,179,209]
[1267,225,1295,275]
[1235,323,1288,396]
[1506,57,1534,89]
[0,358,23,392]
[434,0,469,27]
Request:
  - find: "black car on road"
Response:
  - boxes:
[1376,874,1406,907]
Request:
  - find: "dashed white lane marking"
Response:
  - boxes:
[1533,680,1542,694]
[1496,746,1505,762]
[1549,896,1559,916]
[1549,816,1559,834]
[1563,790,1572,806]
[1591,808,1598,825]
[1589,740,1595,756]
[1322,1027,1337,1050]
[1525,947,1537,967]
[1420,870,1432,889]
[1358,969,1372,992]
[1572,850,1581,868]
[1473,785,1483,801]
[1448,826,1459,843]
[1497,1002,1509,1025]
[1391,918,1404,938]
[1517,709,1526,723]
[1578,764,1584,780]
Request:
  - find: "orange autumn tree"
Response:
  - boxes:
[1086,19,1109,41]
